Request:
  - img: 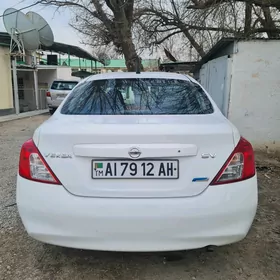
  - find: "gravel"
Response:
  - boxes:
[0,115,280,280]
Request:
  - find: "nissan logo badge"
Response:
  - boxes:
[128,147,141,159]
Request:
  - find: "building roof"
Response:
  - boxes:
[193,37,235,72]
[0,32,98,61]
[0,32,11,47]
[194,36,280,72]
[40,42,98,62]
[159,61,198,72]
[58,58,159,69]
[0,32,159,69]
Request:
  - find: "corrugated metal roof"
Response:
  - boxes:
[0,32,98,62]
[40,41,99,62]
[193,37,235,72]
[0,32,12,47]
[194,37,280,72]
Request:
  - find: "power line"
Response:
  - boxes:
[0,2,39,18]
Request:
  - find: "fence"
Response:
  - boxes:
[17,88,48,112]
[39,89,48,110]
[19,88,36,113]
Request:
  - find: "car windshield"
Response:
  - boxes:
[61,78,214,115]
[51,81,78,91]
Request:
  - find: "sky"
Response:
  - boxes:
[0,0,164,59]
[0,0,87,51]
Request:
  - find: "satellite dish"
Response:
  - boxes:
[3,8,40,52]
[26,11,54,47]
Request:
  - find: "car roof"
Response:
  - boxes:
[52,80,79,82]
[86,72,192,82]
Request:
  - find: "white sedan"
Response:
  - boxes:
[17,72,258,252]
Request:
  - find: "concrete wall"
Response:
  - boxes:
[57,67,80,81]
[0,46,13,113]
[38,67,80,90]
[228,40,280,152]
[38,69,57,89]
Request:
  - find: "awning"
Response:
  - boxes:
[72,70,93,79]
[40,42,99,62]
[0,32,99,62]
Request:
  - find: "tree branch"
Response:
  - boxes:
[153,30,182,44]
[188,0,280,10]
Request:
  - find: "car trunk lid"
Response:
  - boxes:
[36,115,235,198]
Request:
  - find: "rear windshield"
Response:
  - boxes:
[61,78,213,115]
[51,81,78,90]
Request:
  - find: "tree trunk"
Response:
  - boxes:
[262,7,279,38]
[244,3,252,35]
[121,34,141,72]
[113,8,141,72]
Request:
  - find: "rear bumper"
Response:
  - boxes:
[46,98,63,109]
[17,176,258,252]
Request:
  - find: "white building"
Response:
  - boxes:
[194,38,280,152]
[0,31,99,115]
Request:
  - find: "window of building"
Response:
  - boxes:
[16,56,24,63]
[92,69,101,74]
[18,78,24,99]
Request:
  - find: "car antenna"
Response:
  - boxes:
[136,57,141,74]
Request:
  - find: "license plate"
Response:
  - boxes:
[92,160,179,179]
[57,94,66,99]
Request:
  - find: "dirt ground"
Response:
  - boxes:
[0,115,280,280]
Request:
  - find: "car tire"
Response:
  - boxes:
[49,109,55,115]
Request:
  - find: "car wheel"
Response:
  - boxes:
[49,109,55,115]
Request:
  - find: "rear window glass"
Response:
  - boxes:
[61,78,213,115]
[51,81,78,90]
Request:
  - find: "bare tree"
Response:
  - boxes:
[33,0,280,65]
[187,0,280,12]
[187,0,280,38]
[138,0,243,57]
[138,0,209,57]
[138,0,280,59]
[93,45,121,61]
[36,0,142,71]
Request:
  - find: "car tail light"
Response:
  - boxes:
[46,91,51,97]
[19,139,61,185]
[210,137,255,185]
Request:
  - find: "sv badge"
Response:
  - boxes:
[201,153,216,159]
